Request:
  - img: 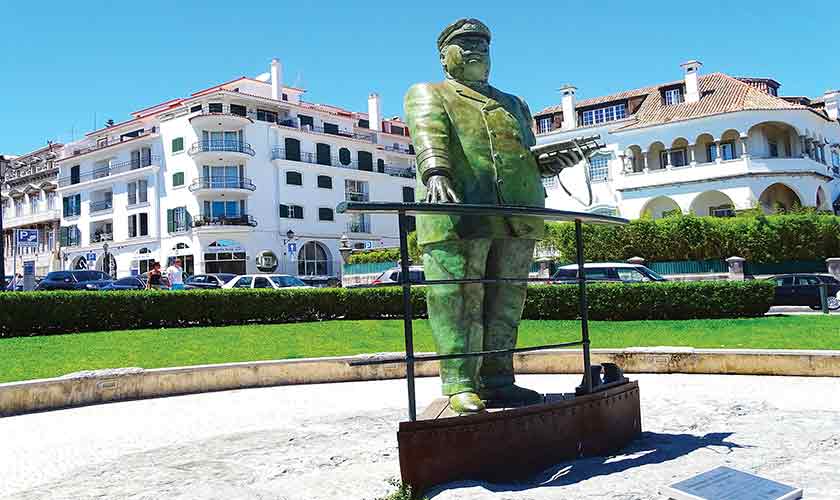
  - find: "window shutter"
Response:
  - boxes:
[59,226,68,246]
[63,197,69,215]
[167,209,175,233]
[185,208,192,229]
[293,205,303,219]
[140,213,148,236]
[279,204,289,218]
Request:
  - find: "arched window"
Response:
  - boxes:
[358,151,373,171]
[286,171,302,186]
[316,143,331,166]
[284,138,301,161]
[339,148,352,166]
[298,241,329,276]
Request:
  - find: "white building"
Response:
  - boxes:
[1,143,63,276]
[534,61,840,219]
[55,59,416,278]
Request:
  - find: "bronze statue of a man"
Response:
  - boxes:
[404,18,559,414]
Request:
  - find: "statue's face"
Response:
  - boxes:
[441,35,490,83]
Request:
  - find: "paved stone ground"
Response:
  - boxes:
[2,374,839,499]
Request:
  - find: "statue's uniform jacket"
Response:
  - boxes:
[404,79,546,245]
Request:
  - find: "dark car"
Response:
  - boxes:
[552,263,668,284]
[36,270,113,291]
[299,275,341,288]
[185,273,237,289]
[770,274,840,310]
[100,277,146,291]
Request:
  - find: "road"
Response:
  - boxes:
[2,374,840,499]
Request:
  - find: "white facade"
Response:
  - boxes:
[535,64,840,219]
[54,62,416,278]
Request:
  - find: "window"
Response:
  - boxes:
[59,226,81,247]
[229,104,247,117]
[70,165,80,185]
[710,205,734,217]
[167,207,191,233]
[589,156,609,181]
[720,142,736,161]
[208,102,223,113]
[616,268,648,283]
[29,193,40,213]
[282,93,288,101]
[580,103,626,126]
[358,151,373,171]
[190,104,202,113]
[769,140,779,158]
[62,194,81,217]
[203,200,244,218]
[252,276,272,289]
[345,179,370,202]
[232,276,253,288]
[323,122,339,135]
[316,143,331,165]
[298,241,328,276]
[317,175,332,189]
[172,172,185,187]
[128,179,148,205]
[318,207,334,221]
[298,114,314,128]
[130,147,152,169]
[402,186,415,202]
[284,138,301,161]
[279,204,304,219]
[660,149,687,168]
[128,213,149,238]
[339,147,352,165]
[664,88,684,105]
[832,151,840,168]
[348,214,371,233]
[538,117,553,134]
[47,191,57,209]
[14,198,23,217]
[172,137,184,153]
[377,159,386,173]
[257,109,277,123]
[358,119,370,129]
[390,125,405,136]
[286,171,302,185]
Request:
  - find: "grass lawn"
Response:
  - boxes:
[0,316,837,383]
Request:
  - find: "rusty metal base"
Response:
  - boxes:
[398,381,641,494]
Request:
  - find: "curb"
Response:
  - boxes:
[2,348,839,417]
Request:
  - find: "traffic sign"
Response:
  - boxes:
[16,229,38,248]
[86,252,97,263]
[287,242,297,254]
[364,241,373,249]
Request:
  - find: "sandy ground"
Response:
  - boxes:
[2,374,839,500]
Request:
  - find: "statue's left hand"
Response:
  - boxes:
[425,175,461,203]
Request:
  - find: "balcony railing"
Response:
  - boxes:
[192,214,257,228]
[91,232,114,243]
[275,119,376,144]
[89,199,113,213]
[63,128,157,160]
[188,140,255,157]
[190,103,251,118]
[58,155,160,187]
[188,176,256,192]
[270,147,416,178]
[382,144,414,155]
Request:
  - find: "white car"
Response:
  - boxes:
[222,274,309,290]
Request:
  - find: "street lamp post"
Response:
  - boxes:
[282,229,295,275]
[0,155,10,287]
[338,233,352,286]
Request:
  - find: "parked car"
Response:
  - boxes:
[36,270,113,291]
[299,275,341,288]
[222,274,309,290]
[769,274,840,310]
[552,263,668,284]
[185,273,237,290]
[100,277,146,291]
[370,266,426,286]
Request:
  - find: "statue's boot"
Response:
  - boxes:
[480,384,542,406]
[449,392,486,414]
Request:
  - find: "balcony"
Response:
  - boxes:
[89,199,113,214]
[58,156,160,188]
[1,208,61,229]
[188,140,255,163]
[189,104,253,129]
[615,156,834,192]
[192,214,257,229]
[189,176,256,194]
[275,119,376,144]
[270,147,415,178]
[61,128,157,161]
[90,232,114,243]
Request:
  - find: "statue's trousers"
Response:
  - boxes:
[422,238,536,395]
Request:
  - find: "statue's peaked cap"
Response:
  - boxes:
[436,18,491,52]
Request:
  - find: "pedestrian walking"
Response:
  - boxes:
[147,262,163,290]
[166,258,185,290]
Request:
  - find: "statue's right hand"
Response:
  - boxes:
[425,175,461,203]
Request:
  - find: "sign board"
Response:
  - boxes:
[287,242,297,255]
[23,261,35,276]
[86,252,97,263]
[364,241,373,249]
[665,467,802,500]
[16,229,38,248]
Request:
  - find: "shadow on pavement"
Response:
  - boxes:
[426,431,746,498]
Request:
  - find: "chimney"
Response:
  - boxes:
[825,90,840,121]
[680,60,702,103]
[367,93,382,132]
[270,58,283,101]
[560,84,577,130]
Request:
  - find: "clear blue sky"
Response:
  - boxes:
[2,1,838,154]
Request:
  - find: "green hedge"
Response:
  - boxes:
[0,281,773,338]
[542,213,840,263]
